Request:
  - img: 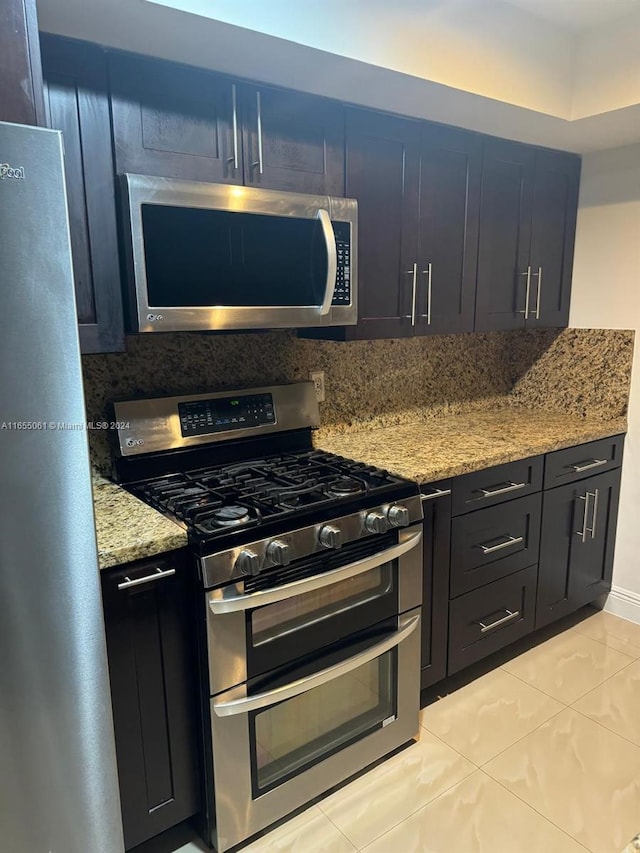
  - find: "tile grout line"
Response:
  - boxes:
[484,771,594,853]
[570,625,640,659]
[569,703,640,751]
[496,664,573,704]
[318,737,478,851]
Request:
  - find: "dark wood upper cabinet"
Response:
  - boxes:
[0,0,45,125]
[528,149,580,328]
[344,108,421,339]
[240,85,344,195]
[475,138,580,332]
[417,124,481,335]
[109,52,242,185]
[40,35,125,353]
[475,138,535,332]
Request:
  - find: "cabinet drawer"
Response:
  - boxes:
[448,565,537,675]
[452,456,543,516]
[544,435,624,489]
[450,493,541,597]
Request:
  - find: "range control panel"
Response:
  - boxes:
[331,221,351,306]
[178,393,275,437]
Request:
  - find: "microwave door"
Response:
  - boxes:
[128,190,350,332]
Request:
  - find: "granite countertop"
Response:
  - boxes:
[93,480,187,570]
[92,403,626,569]
[315,405,627,484]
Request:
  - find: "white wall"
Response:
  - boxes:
[572,9,640,119]
[569,143,640,618]
[146,0,575,116]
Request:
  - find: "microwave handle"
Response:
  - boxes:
[212,611,420,716]
[317,208,338,315]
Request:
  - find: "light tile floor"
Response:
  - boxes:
[140,608,640,853]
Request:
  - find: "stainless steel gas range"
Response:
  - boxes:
[112,382,423,852]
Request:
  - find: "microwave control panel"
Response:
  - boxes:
[178,393,275,437]
[332,221,351,306]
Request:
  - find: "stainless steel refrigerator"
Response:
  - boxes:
[0,121,124,852]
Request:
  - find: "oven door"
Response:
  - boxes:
[206,525,423,694]
[209,606,421,853]
[121,174,357,332]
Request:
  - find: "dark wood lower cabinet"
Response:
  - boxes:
[101,551,200,851]
[536,467,622,629]
[420,484,451,690]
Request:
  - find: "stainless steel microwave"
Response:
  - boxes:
[119,174,358,333]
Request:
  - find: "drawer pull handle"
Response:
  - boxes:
[568,459,607,473]
[477,535,524,555]
[478,609,520,633]
[421,488,452,501]
[476,481,527,499]
[117,567,176,590]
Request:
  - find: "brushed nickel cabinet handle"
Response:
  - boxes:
[117,567,176,590]
[534,265,542,319]
[518,266,531,319]
[404,263,418,326]
[477,535,524,554]
[585,488,599,539]
[251,90,264,174]
[475,481,527,499]
[478,609,520,633]
[575,492,591,543]
[227,84,239,170]
[421,487,452,501]
[568,459,607,473]
[419,263,432,325]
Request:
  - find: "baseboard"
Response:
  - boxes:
[603,586,640,625]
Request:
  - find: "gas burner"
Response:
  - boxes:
[210,505,252,527]
[327,477,365,498]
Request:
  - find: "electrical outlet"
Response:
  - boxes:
[310,371,326,402]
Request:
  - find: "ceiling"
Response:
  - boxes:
[36,0,640,153]
[504,0,640,31]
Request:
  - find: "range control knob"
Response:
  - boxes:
[266,539,291,567]
[235,549,263,577]
[318,524,342,549]
[387,504,410,528]
[365,511,390,535]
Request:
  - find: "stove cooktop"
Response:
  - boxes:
[129,449,418,549]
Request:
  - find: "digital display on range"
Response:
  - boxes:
[178,393,275,437]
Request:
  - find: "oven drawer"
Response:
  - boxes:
[451,456,543,516]
[450,493,541,597]
[448,565,537,674]
[543,435,624,489]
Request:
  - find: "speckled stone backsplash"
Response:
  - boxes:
[82,327,633,474]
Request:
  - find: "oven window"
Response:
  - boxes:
[250,564,393,647]
[252,650,395,793]
[142,205,328,308]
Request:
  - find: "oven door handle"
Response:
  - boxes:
[208,529,422,614]
[317,208,338,315]
[212,611,420,717]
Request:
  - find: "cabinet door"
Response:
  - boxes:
[420,484,451,690]
[345,109,420,338]
[475,138,535,332]
[536,468,621,629]
[110,52,241,184]
[241,85,344,195]
[41,35,125,353]
[526,149,580,329]
[416,124,481,335]
[102,552,200,851]
[0,0,45,125]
